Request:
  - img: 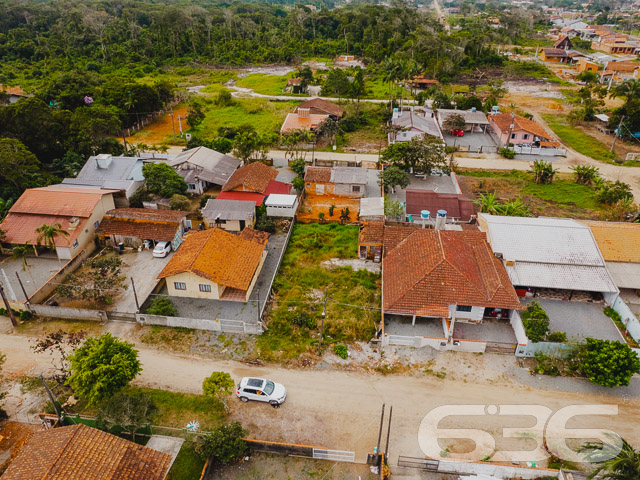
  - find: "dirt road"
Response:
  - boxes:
[2,331,640,467]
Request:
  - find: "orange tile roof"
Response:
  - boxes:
[158,228,268,290]
[295,98,345,118]
[103,208,189,222]
[280,112,329,133]
[9,186,115,217]
[304,167,332,183]
[607,62,640,72]
[0,213,87,247]
[222,162,279,194]
[580,220,640,263]
[490,113,550,140]
[96,218,181,242]
[0,84,25,96]
[383,228,521,316]
[359,222,384,246]
[239,227,270,246]
[1,424,171,480]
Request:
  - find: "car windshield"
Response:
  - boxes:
[263,380,275,395]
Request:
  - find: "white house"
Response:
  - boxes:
[265,194,299,217]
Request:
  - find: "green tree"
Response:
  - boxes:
[442,113,466,132]
[98,392,156,442]
[339,207,351,224]
[521,301,550,343]
[196,422,248,466]
[497,198,532,217]
[474,192,500,214]
[232,131,268,164]
[169,194,191,211]
[570,165,600,185]
[575,338,640,387]
[11,245,30,272]
[67,333,142,405]
[292,177,305,192]
[596,181,633,205]
[202,371,235,413]
[378,165,410,193]
[381,136,448,174]
[290,158,306,177]
[142,163,188,197]
[36,223,69,252]
[530,159,558,184]
[350,67,366,102]
[322,68,350,100]
[214,90,235,107]
[145,297,178,316]
[583,437,640,480]
[187,99,206,129]
[575,71,599,84]
[384,196,404,221]
[0,138,42,198]
[56,255,127,303]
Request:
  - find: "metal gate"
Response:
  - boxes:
[312,448,355,463]
[397,456,439,471]
[485,341,517,354]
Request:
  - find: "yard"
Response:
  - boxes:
[456,168,605,219]
[258,223,381,363]
[235,73,290,96]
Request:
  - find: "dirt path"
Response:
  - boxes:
[1,329,640,467]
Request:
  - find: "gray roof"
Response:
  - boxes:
[605,261,640,289]
[391,110,443,139]
[331,167,368,185]
[170,146,241,185]
[437,109,489,125]
[62,155,144,187]
[201,199,255,221]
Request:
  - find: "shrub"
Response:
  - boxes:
[596,180,633,205]
[290,158,306,177]
[196,422,248,465]
[146,297,178,316]
[546,331,568,343]
[292,177,305,192]
[521,301,550,343]
[199,194,213,208]
[575,338,640,387]
[170,194,191,211]
[500,147,515,159]
[334,344,348,359]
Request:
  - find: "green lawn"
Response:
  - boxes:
[193,97,300,138]
[541,115,619,163]
[364,77,410,100]
[167,443,205,480]
[235,73,289,95]
[257,223,381,362]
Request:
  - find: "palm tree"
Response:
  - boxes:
[583,438,640,480]
[612,79,640,101]
[12,245,30,271]
[36,223,69,253]
[531,159,558,185]
[474,192,499,214]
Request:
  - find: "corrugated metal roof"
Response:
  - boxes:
[216,191,265,206]
[360,197,384,217]
[331,167,367,185]
[201,199,255,221]
[605,261,640,289]
[506,262,618,292]
[391,111,443,139]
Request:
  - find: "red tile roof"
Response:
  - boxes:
[96,218,181,242]
[222,162,279,194]
[158,228,268,290]
[490,113,550,140]
[216,191,266,206]
[103,208,189,222]
[1,424,171,480]
[359,222,384,246]
[264,179,292,196]
[295,98,345,118]
[304,167,332,183]
[383,228,521,317]
[280,112,329,133]
[0,85,26,96]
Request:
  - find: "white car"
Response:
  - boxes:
[236,377,287,406]
[152,241,172,258]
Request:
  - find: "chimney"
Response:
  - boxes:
[435,209,447,230]
[68,217,79,230]
[298,108,310,119]
[95,154,113,169]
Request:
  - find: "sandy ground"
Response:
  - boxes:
[1,323,640,470]
[128,106,187,145]
[297,194,361,223]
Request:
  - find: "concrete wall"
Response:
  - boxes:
[612,295,640,343]
[455,306,484,321]
[29,304,106,321]
[436,458,559,479]
[603,290,619,306]
[516,340,573,358]
[512,145,567,156]
[333,183,365,198]
[384,334,486,353]
[266,199,298,218]
[510,310,529,346]
[136,313,262,334]
[165,272,224,300]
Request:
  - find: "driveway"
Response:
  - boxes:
[524,298,624,342]
[0,254,62,303]
[444,131,496,152]
[110,250,171,313]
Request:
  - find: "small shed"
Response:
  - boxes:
[595,114,611,134]
[201,199,255,232]
[265,194,299,217]
[360,197,385,221]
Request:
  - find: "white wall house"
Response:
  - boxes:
[265,194,299,217]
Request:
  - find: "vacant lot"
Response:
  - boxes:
[259,223,380,363]
[128,106,188,146]
[235,73,289,96]
[297,194,361,223]
[456,168,604,219]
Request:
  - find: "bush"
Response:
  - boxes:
[546,331,567,343]
[521,301,550,343]
[334,344,348,359]
[500,147,515,159]
[575,338,640,387]
[170,194,191,211]
[596,180,633,205]
[199,194,213,208]
[290,158,306,177]
[292,177,305,192]
[146,297,178,316]
[196,422,248,466]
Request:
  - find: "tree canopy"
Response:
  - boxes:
[142,162,188,197]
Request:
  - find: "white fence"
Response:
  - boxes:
[136,313,263,334]
[612,296,640,343]
[384,334,486,353]
[511,145,567,156]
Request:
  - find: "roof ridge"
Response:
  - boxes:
[40,425,81,479]
[441,233,492,299]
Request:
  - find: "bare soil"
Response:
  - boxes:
[297,194,361,223]
[128,106,188,146]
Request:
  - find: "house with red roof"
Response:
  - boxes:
[0,186,117,260]
[217,161,291,206]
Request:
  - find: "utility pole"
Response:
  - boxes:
[0,281,18,327]
[318,286,329,355]
[376,404,385,463]
[15,272,29,304]
[41,374,62,423]
[610,115,625,154]
[384,406,393,465]
[170,110,176,139]
[130,277,140,313]
[256,289,260,324]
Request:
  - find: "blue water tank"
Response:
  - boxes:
[437,209,447,218]
[421,210,430,219]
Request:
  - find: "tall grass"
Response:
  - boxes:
[542,115,618,163]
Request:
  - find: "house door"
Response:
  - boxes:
[359,246,367,259]
[373,247,382,263]
[239,220,246,230]
[316,184,325,195]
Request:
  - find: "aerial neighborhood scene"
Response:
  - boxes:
[3,0,640,479]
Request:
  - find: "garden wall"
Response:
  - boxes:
[516,341,572,358]
[510,310,529,346]
[384,334,486,353]
[135,313,262,334]
[612,296,640,343]
[435,457,559,479]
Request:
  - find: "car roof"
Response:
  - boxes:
[155,241,169,247]
[241,377,266,388]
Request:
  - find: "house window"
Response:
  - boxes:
[188,183,196,190]
[522,134,530,140]
[456,305,473,312]
[510,133,517,140]
[352,185,361,193]
[72,240,79,249]
[174,282,187,290]
[199,284,211,293]
[94,221,100,230]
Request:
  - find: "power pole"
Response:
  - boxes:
[41,374,62,423]
[318,286,329,355]
[384,406,393,466]
[170,110,176,139]
[610,115,625,154]
[0,281,18,327]
[130,277,140,313]
[15,272,29,304]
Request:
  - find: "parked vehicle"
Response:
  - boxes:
[236,377,287,406]
[449,129,465,137]
[152,241,172,258]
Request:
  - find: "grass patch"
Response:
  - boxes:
[442,84,470,94]
[235,73,289,95]
[542,115,619,163]
[193,97,300,137]
[138,325,197,354]
[167,442,205,480]
[521,178,602,211]
[363,76,410,100]
[257,223,380,362]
